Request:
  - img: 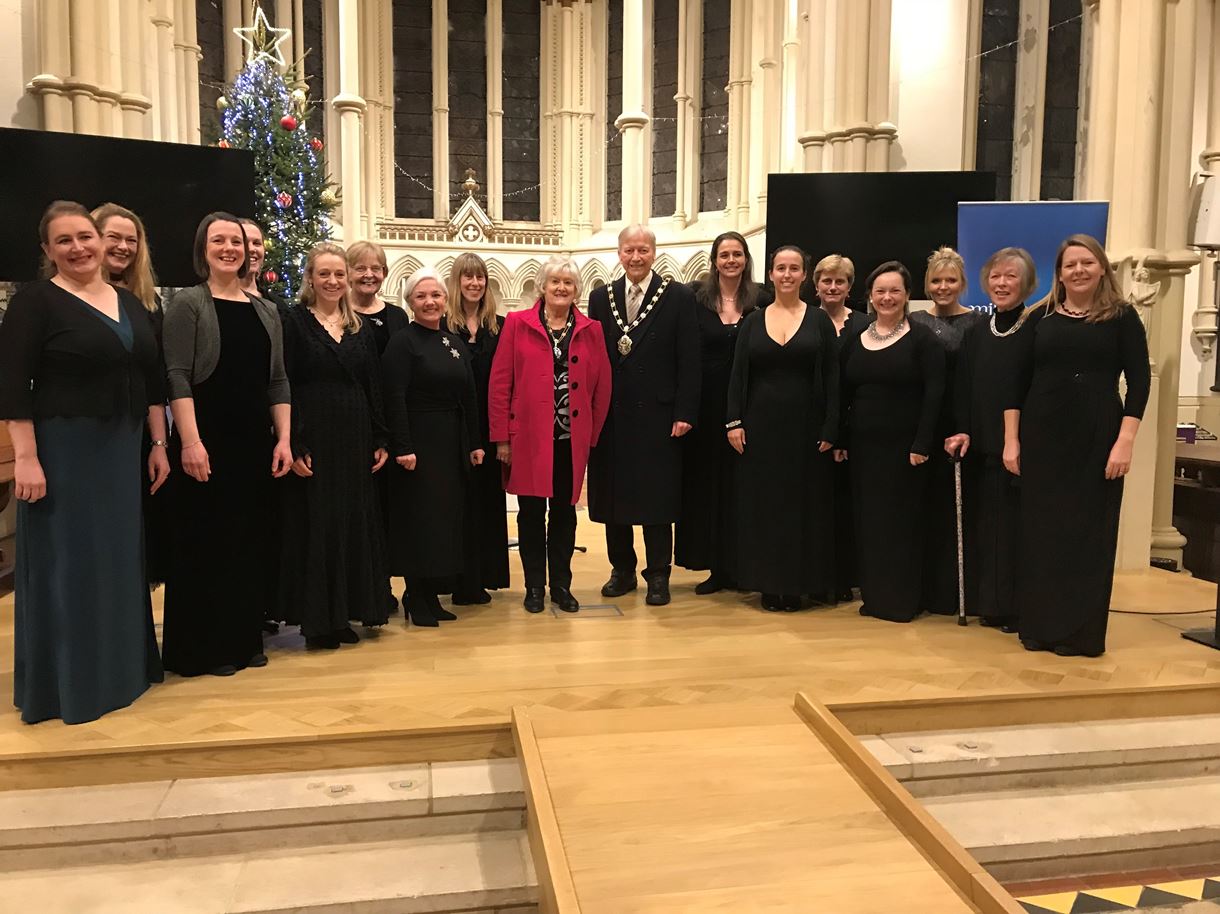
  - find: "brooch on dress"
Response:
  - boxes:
[441,336,462,359]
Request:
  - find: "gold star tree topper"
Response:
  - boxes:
[234,3,292,68]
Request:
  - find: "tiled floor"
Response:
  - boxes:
[1012,872,1220,913]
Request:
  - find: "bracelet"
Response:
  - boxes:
[725,420,742,430]
[181,439,202,449]
[151,439,168,448]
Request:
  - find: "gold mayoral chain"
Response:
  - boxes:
[608,277,671,356]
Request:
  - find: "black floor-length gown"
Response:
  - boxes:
[163,298,274,676]
[1014,307,1150,655]
[456,317,511,593]
[383,322,481,591]
[818,308,868,598]
[675,304,745,581]
[910,309,986,615]
[141,297,170,586]
[956,304,1029,625]
[279,309,391,638]
[841,323,945,622]
[728,305,839,597]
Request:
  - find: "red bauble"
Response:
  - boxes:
[263,270,278,284]
[217,139,230,148]
[276,191,293,208]
[280,114,299,131]
[310,137,323,151]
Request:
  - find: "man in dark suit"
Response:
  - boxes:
[586,224,700,605]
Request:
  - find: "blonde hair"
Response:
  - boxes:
[980,247,1038,304]
[1024,234,1127,325]
[924,246,967,299]
[346,240,388,272]
[92,203,159,312]
[445,252,501,336]
[813,253,855,285]
[299,242,361,334]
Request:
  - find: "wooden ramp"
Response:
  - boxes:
[513,698,1022,914]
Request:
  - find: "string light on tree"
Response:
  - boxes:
[215,1,337,300]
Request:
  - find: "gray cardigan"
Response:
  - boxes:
[163,284,290,404]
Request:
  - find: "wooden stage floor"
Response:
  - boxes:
[1,517,1218,777]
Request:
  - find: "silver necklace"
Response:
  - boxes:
[866,317,906,343]
[547,310,575,359]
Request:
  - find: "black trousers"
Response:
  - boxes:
[606,522,673,577]
[517,438,577,590]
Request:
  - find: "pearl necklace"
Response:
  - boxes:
[988,307,1022,338]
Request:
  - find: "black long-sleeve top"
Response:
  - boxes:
[953,304,1027,456]
[0,280,164,422]
[1007,305,1151,419]
[381,321,479,457]
[840,321,946,457]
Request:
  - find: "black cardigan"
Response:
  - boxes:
[0,279,164,422]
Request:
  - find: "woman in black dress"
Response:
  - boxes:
[676,231,764,595]
[727,246,838,611]
[93,202,170,586]
[280,242,391,649]
[0,201,166,723]
[838,261,945,623]
[945,248,1037,633]
[910,248,985,616]
[812,253,867,603]
[348,241,409,353]
[1004,235,1149,657]
[383,268,484,627]
[161,213,294,677]
[446,252,510,603]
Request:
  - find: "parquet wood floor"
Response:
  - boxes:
[0,516,1217,772]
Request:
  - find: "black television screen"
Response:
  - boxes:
[765,171,997,307]
[0,127,255,286]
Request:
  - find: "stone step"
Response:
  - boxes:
[859,713,1220,796]
[922,773,1220,882]
[0,759,525,870]
[0,830,539,914]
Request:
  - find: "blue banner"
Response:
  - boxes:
[956,201,1110,310]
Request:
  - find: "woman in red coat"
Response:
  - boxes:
[489,254,611,613]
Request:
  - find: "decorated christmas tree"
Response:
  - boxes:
[215,4,337,301]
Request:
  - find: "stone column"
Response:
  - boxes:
[293,0,306,88]
[150,0,179,143]
[780,0,800,171]
[754,2,782,210]
[486,0,504,222]
[672,0,702,226]
[1010,0,1049,199]
[432,0,451,220]
[1193,0,1220,359]
[28,0,73,132]
[865,0,895,171]
[844,0,870,171]
[178,0,201,143]
[223,0,242,79]
[66,0,103,134]
[726,0,751,218]
[116,0,151,138]
[540,1,559,229]
[360,0,394,225]
[616,0,651,224]
[334,0,366,236]
[798,0,827,171]
[1082,0,1118,198]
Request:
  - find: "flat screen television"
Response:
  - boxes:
[765,171,997,308]
[0,127,255,287]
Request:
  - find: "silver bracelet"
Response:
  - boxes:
[725,420,742,430]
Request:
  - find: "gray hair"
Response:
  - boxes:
[403,266,446,304]
[617,223,656,248]
[536,254,583,302]
[980,247,1038,303]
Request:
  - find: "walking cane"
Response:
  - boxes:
[954,456,967,627]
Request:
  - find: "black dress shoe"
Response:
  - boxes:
[761,593,784,612]
[208,664,239,675]
[551,587,579,613]
[694,574,723,595]
[1021,638,1046,652]
[601,570,638,598]
[644,572,671,606]
[523,587,545,613]
[452,588,492,605]
[336,627,360,644]
[248,653,268,668]
[306,635,341,650]
[1000,623,1019,634]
